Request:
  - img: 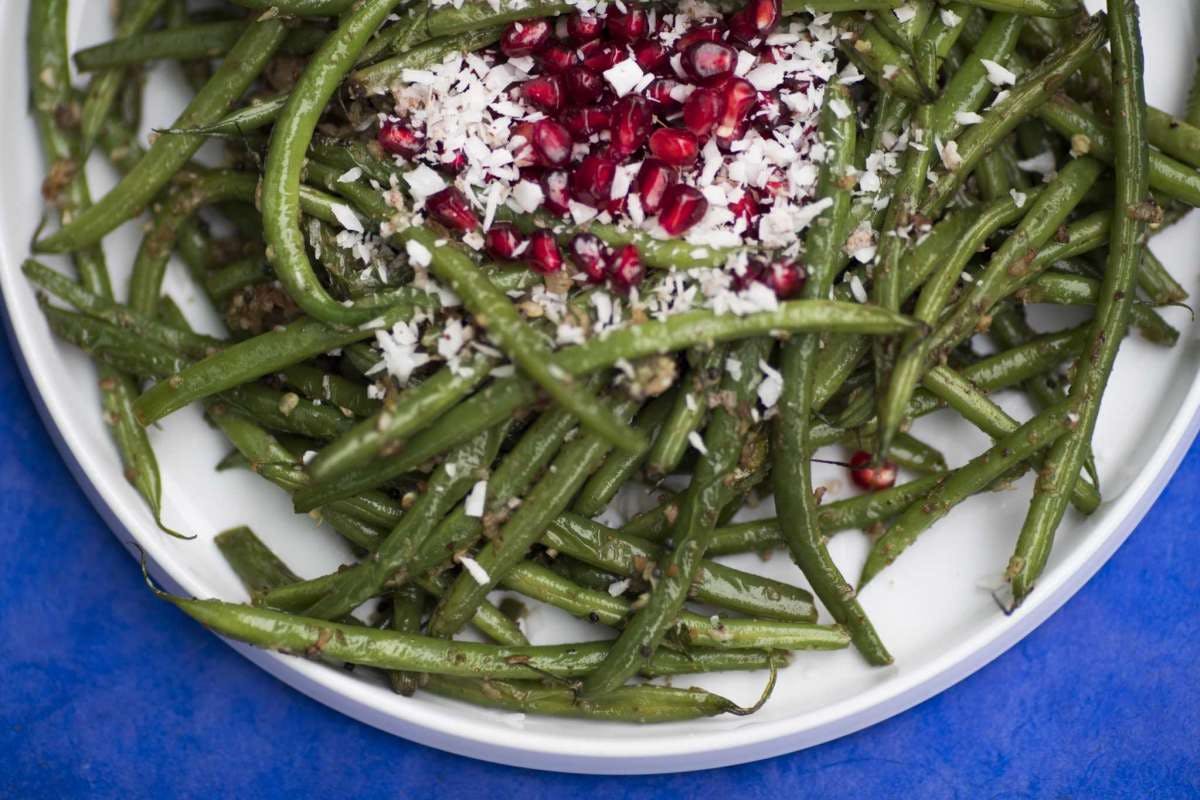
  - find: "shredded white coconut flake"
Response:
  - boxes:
[464,479,488,518]
[607,578,631,597]
[893,4,917,23]
[331,203,364,234]
[757,359,783,409]
[457,555,491,585]
[980,58,1016,86]
[405,239,432,267]
[603,58,645,97]
[338,166,363,183]
[1017,150,1058,177]
[687,431,709,456]
[1010,189,1028,209]
[954,111,984,126]
[849,274,868,303]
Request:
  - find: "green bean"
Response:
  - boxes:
[75,22,326,71]
[922,15,1105,217]
[205,258,270,302]
[39,300,191,378]
[357,3,431,65]
[644,346,726,479]
[36,19,287,254]
[861,402,1073,585]
[220,384,353,440]
[574,391,675,517]
[1136,247,1188,307]
[78,0,167,156]
[405,226,643,453]
[880,156,1104,455]
[837,14,932,103]
[1019,273,1179,346]
[428,395,640,637]
[388,584,427,695]
[955,0,1080,15]
[581,338,772,696]
[783,0,907,9]
[427,0,569,38]
[165,94,290,139]
[543,513,818,622]
[225,0,355,16]
[279,365,377,419]
[216,527,302,601]
[301,425,507,621]
[350,27,506,97]
[260,0,407,327]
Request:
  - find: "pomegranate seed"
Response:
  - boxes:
[609,95,652,156]
[607,244,644,291]
[606,195,628,216]
[757,45,782,64]
[570,154,617,206]
[521,74,563,112]
[580,41,623,73]
[632,40,669,73]
[646,78,683,111]
[568,232,609,283]
[606,7,648,42]
[539,43,576,74]
[751,90,782,133]
[682,87,724,138]
[766,260,806,299]
[728,0,781,45]
[732,257,767,290]
[682,41,736,87]
[674,24,724,52]
[528,230,564,274]
[377,117,424,160]
[566,12,603,44]
[532,119,573,167]
[716,119,748,152]
[637,159,676,213]
[501,19,552,57]
[648,128,699,166]
[658,184,708,235]
[728,188,759,228]
[562,106,612,138]
[716,77,756,138]
[440,149,468,173]
[485,224,526,261]
[426,187,479,232]
[849,451,897,492]
[563,66,604,106]
[541,170,571,215]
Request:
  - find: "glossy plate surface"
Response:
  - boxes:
[2,0,1197,774]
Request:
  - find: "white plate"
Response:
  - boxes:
[3,0,1199,775]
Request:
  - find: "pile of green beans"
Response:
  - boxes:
[22,0,1194,722]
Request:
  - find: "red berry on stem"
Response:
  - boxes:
[766,260,806,299]
[606,7,648,42]
[682,40,736,87]
[658,184,708,235]
[563,66,604,106]
[485,224,526,260]
[539,43,576,74]
[532,119,573,166]
[570,154,617,207]
[568,232,609,283]
[426,187,479,232]
[648,128,699,166]
[500,19,552,57]
[849,451,897,492]
[580,41,623,72]
[528,230,564,274]
[566,12,604,44]
[521,74,563,111]
[682,87,724,138]
[636,159,676,213]
[377,117,424,159]
[716,77,756,138]
[632,40,669,73]
[541,169,572,215]
[562,106,612,138]
[607,244,644,290]
[609,95,652,157]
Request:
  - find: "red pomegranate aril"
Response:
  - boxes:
[728,0,781,45]
[563,106,612,138]
[485,224,526,261]
[580,41,624,73]
[728,188,759,228]
[569,232,609,283]
[637,159,676,213]
[607,244,644,291]
[539,43,576,74]
[521,74,563,112]
[441,149,468,174]
[532,120,573,167]
[566,12,604,44]
[510,121,537,166]
[658,184,708,235]
[682,87,724,138]
[528,231,564,274]
[500,19,552,57]
[632,40,669,73]
[716,77,756,138]
[426,187,479,232]
[757,45,782,64]
[849,451,898,492]
[563,66,604,106]
[648,128,699,166]
[569,154,617,207]
[682,41,736,87]
[541,170,572,215]
[716,119,749,152]
[766,260,806,299]
[377,117,424,160]
[646,78,683,111]
[609,95,652,157]
[606,7,648,42]
[732,256,767,290]
[674,24,724,52]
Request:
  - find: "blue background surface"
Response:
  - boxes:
[1,327,1197,800]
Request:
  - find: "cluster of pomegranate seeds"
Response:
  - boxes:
[380,0,842,304]
[848,451,898,492]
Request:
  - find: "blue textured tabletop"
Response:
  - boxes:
[1,328,1197,800]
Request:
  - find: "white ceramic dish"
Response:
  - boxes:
[3,0,1199,775]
